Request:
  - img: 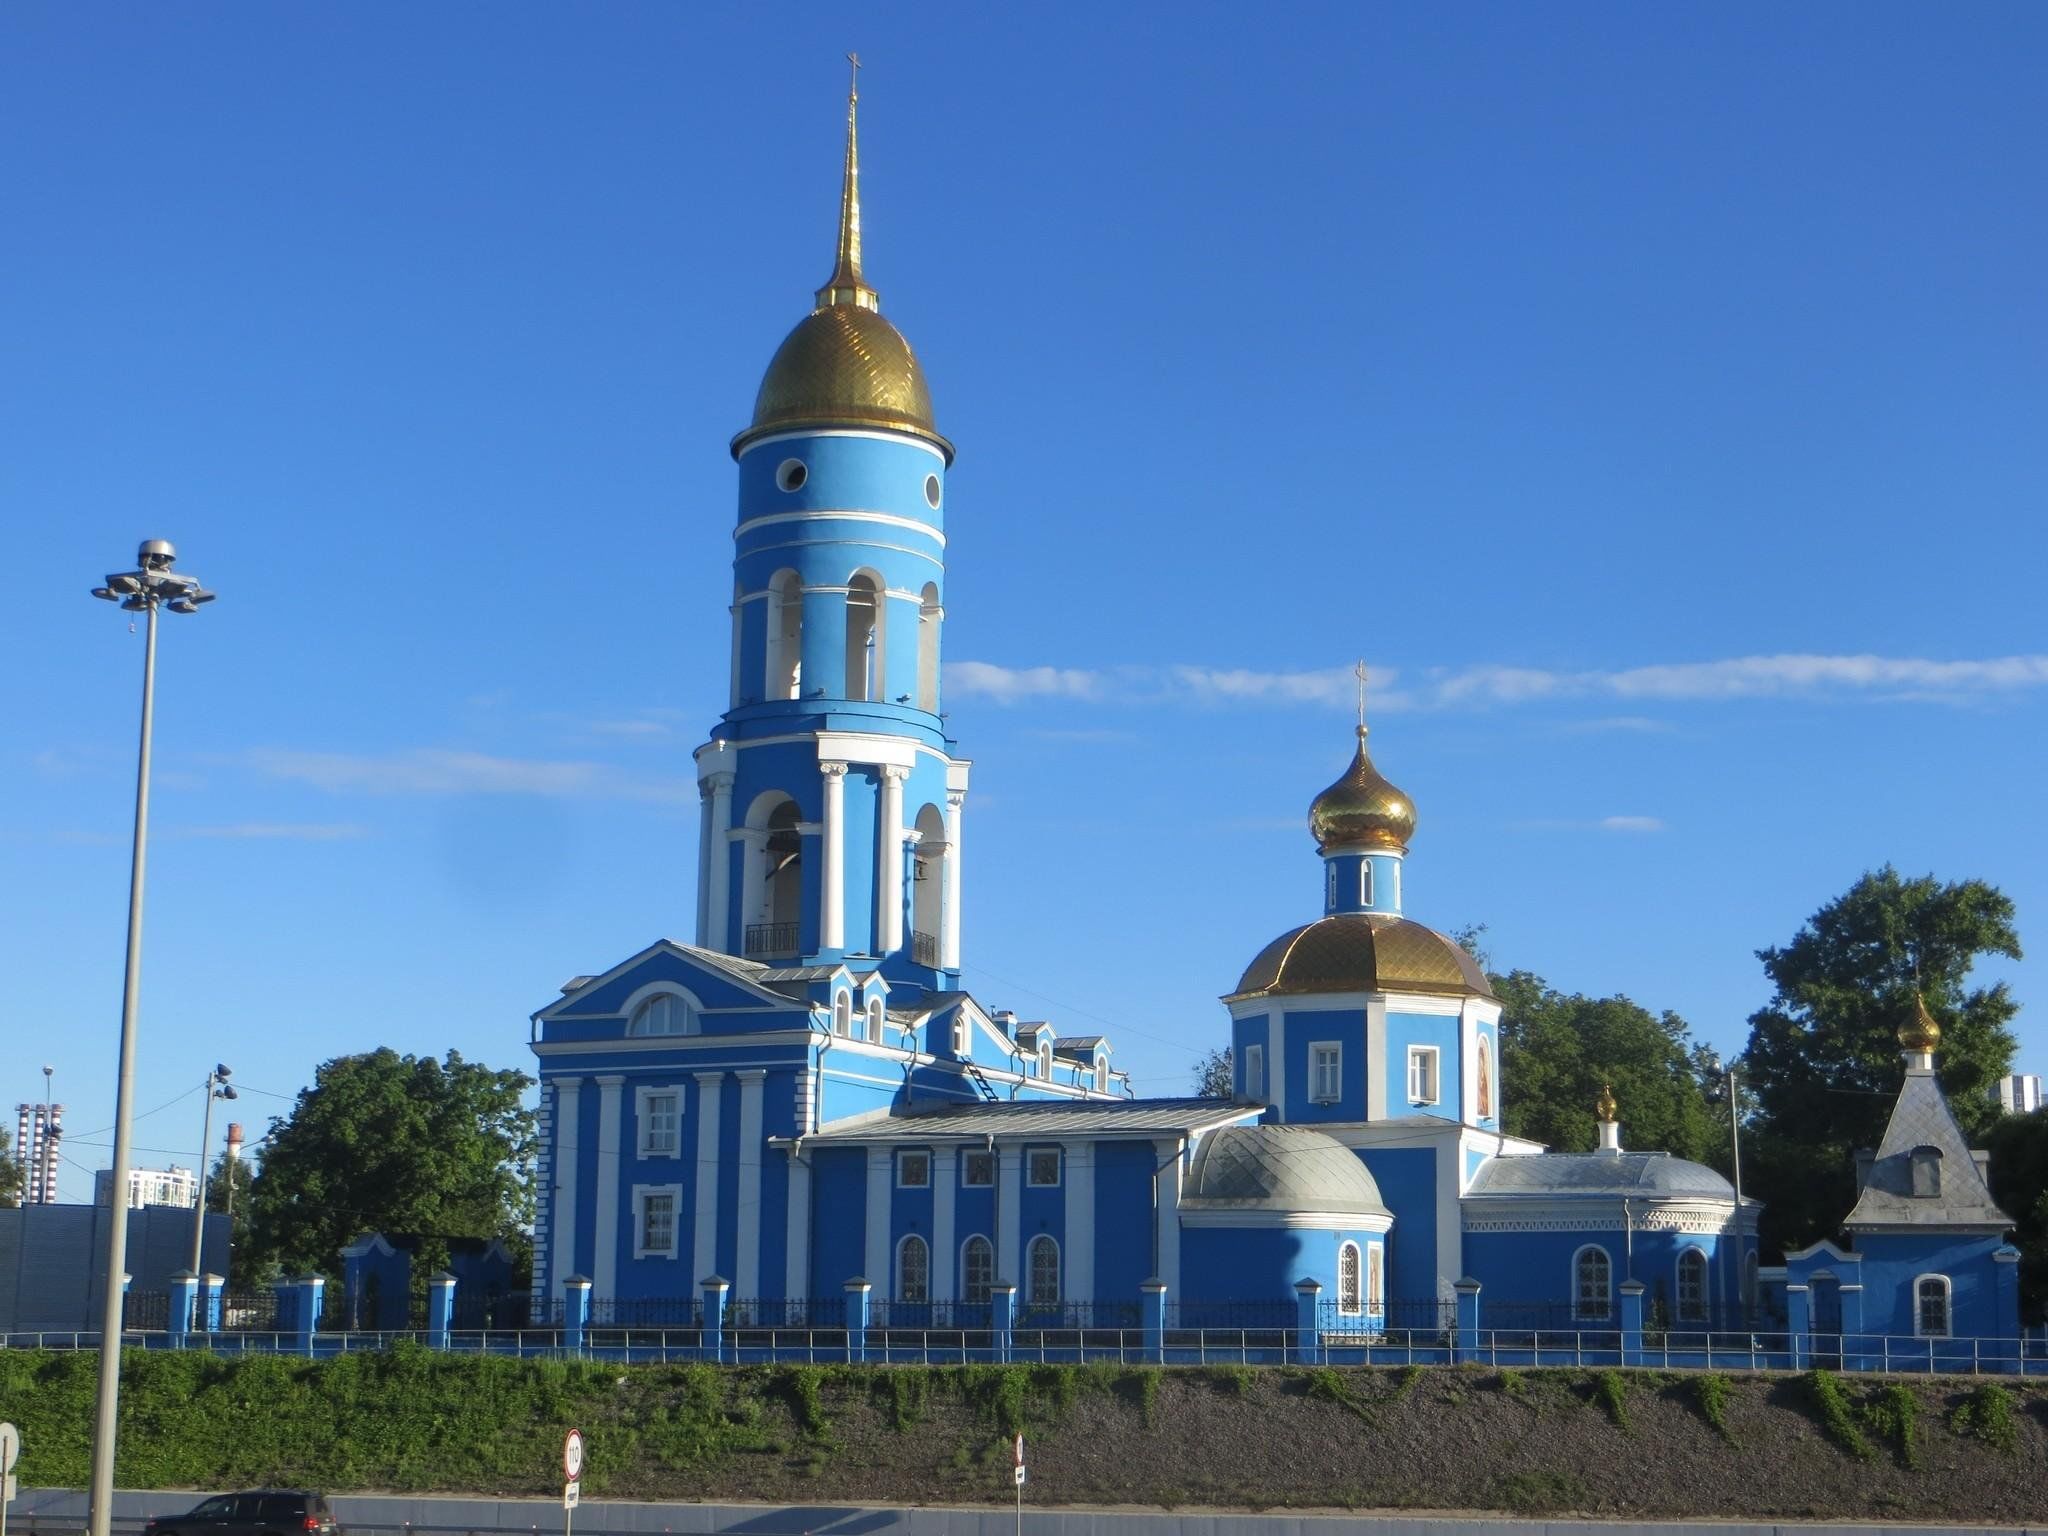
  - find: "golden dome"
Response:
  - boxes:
[1309,726,1415,854]
[1226,914,1494,1003]
[1898,993,1943,1055]
[730,67,953,464]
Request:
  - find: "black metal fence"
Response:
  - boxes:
[743,922,799,958]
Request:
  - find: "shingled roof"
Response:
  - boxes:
[1844,1066,2012,1233]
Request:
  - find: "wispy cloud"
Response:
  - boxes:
[1599,815,1666,833]
[171,822,370,841]
[1552,716,1678,736]
[247,748,693,804]
[1513,815,1668,834]
[946,653,2048,712]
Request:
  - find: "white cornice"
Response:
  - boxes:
[735,509,945,546]
[1180,1209,1394,1233]
[735,427,948,463]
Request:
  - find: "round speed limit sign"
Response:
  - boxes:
[563,1428,585,1482]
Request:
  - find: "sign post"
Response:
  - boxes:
[562,1428,584,1536]
[1011,1432,1025,1536]
[0,1420,21,1536]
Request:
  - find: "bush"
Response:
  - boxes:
[1948,1382,2019,1454]
[1860,1382,1920,1469]
[1593,1369,1631,1431]
[1691,1373,1734,1443]
[1804,1369,1872,1461]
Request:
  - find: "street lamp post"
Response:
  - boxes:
[86,539,215,1536]
[188,1065,236,1280]
[1707,1052,1749,1316]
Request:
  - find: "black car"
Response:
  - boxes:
[145,1491,340,1536]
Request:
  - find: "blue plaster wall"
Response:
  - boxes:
[810,1147,868,1290]
[1355,1146,1435,1301]
[1282,1007,1365,1123]
[1093,1141,1159,1303]
[1849,1232,2016,1338]
[1385,1010,1460,1117]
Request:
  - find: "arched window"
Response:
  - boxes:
[1094,1053,1110,1094]
[746,797,803,958]
[766,569,803,700]
[1038,1039,1054,1081]
[962,1235,994,1305]
[1027,1235,1060,1307]
[1476,1036,1494,1120]
[1360,862,1373,907]
[1676,1248,1708,1323]
[865,995,884,1042]
[916,583,941,711]
[1337,1242,1362,1316]
[1573,1246,1612,1321]
[1915,1274,1951,1338]
[845,570,884,701]
[911,803,946,962]
[897,1234,929,1304]
[832,991,853,1037]
[628,993,694,1037]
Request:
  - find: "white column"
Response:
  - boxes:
[784,1144,811,1302]
[735,1070,765,1298]
[694,788,713,947]
[706,771,735,952]
[865,1146,892,1292]
[877,765,908,954]
[735,827,767,953]
[932,1149,957,1302]
[820,761,848,951]
[1365,998,1389,1120]
[1063,1140,1095,1305]
[1270,1015,1289,1124]
[1153,1137,1183,1294]
[692,1072,723,1283]
[997,1142,1022,1286]
[593,1076,624,1300]
[551,1078,583,1292]
[942,789,965,969]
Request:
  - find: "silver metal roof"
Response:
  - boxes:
[799,1096,1255,1142]
[1182,1125,1389,1217]
[1466,1151,1735,1200]
[1845,1067,2011,1231]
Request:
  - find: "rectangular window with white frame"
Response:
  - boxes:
[1027,1147,1062,1187]
[636,1087,680,1157]
[1407,1046,1439,1105]
[897,1148,931,1189]
[1244,1042,1265,1102]
[633,1184,683,1259]
[1310,1042,1341,1104]
[961,1149,995,1187]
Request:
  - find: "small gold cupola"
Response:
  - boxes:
[1308,724,1416,856]
[1899,992,1943,1067]
[1595,1084,1622,1153]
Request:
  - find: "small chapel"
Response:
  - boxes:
[524,76,2019,1347]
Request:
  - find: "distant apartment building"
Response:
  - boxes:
[93,1163,200,1210]
[1997,1074,2044,1114]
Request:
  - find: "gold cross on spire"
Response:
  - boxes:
[1354,659,1370,733]
[847,51,860,100]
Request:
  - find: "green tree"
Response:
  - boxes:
[1984,1108,2048,1323]
[1739,867,2021,1255]
[245,1049,536,1284]
[1493,969,1720,1162]
[0,1145,22,1207]
[1192,1045,1233,1099]
[203,1155,256,1283]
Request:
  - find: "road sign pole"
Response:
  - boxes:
[0,1420,19,1536]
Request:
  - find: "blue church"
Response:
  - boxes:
[525,79,2019,1348]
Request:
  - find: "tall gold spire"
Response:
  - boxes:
[816,53,880,312]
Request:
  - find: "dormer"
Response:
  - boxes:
[1909,1145,1943,1199]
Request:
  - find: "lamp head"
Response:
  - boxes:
[216,1064,232,1080]
[108,575,143,595]
[219,1085,238,1101]
[138,539,177,570]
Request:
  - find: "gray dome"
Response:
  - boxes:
[1182,1126,1389,1217]
[1467,1152,1734,1201]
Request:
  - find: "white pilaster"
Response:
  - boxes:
[997,1142,1022,1285]
[551,1078,583,1296]
[735,827,767,948]
[692,1072,724,1284]
[942,790,965,969]
[735,1070,765,1298]
[593,1075,624,1299]
[1063,1140,1095,1305]
[877,765,908,954]
[706,771,735,952]
[932,1149,957,1302]
[820,761,848,950]
[1270,1015,1288,1124]
[784,1146,812,1302]
[1153,1137,1182,1294]
[865,1146,892,1292]
[695,788,713,947]
[1365,997,1389,1120]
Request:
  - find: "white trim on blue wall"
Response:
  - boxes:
[693,1072,724,1284]
[593,1076,624,1300]
[735,1070,766,1299]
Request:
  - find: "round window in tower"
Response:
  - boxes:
[923,473,941,509]
[776,459,808,493]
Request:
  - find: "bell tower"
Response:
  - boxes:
[694,64,967,994]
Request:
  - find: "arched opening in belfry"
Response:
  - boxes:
[916,583,941,711]
[766,569,803,701]
[845,570,884,701]
[742,791,804,959]
[910,801,946,966]
[766,800,803,932]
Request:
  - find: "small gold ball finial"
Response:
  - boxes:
[1595,1083,1618,1123]
[1898,993,1943,1056]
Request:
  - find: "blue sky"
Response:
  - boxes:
[4,3,2044,1199]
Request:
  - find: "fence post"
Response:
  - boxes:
[296,1273,325,1355]
[200,1272,224,1333]
[427,1270,457,1350]
[1785,1283,1809,1371]
[167,1270,197,1346]
[843,1277,872,1363]
[563,1275,592,1354]
[273,1274,298,1340]
[991,1283,1017,1364]
[1294,1279,1323,1365]
[1140,1279,1167,1364]
[1619,1280,1645,1367]
[1454,1278,1482,1363]
[701,1275,730,1364]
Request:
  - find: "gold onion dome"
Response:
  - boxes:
[1596,1084,1619,1122]
[733,66,952,463]
[1309,725,1416,854]
[1898,993,1943,1055]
